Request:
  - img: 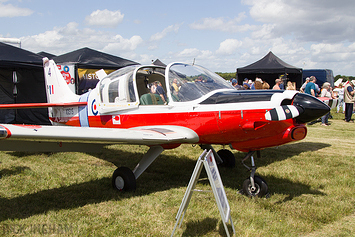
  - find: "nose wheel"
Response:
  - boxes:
[241,151,269,198]
[242,175,268,197]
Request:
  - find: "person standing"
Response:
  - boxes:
[344,80,355,122]
[300,77,310,93]
[272,79,282,90]
[311,76,320,96]
[304,77,317,96]
[320,82,334,126]
[333,83,345,113]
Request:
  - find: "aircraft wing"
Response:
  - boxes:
[0,124,199,152]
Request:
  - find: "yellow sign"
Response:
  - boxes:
[77,68,115,81]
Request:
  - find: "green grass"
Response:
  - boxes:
[0,110,355,236]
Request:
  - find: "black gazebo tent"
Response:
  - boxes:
[237,51,303,89]
[53,48,139,94]
[0,42,50,124]
[152,59,166,67]
[37,51,56,59]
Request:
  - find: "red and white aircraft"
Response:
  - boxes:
[0,58,331,197]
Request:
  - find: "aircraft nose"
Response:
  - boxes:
[292,93,330,124]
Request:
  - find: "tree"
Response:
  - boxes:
[335,75,355,81]
[216,72,236,81]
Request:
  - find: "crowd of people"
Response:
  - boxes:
[229,76,355,125]
[230,77,298,91]
[300,76,355,124]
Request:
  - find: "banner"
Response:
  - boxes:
[77,68,115,95]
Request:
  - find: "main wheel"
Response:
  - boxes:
[112,167,136,191]
[217,149,236,168]
[242,175,268,197]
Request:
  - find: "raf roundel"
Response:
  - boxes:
[91,99,98,116]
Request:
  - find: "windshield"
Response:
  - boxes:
[167,63,234,102]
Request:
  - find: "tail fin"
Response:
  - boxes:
[43,58,79,103]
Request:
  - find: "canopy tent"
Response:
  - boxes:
[53,48,139,94]
[37,51,56,59]
[152,59,166,67]
[237,51,303,89]
[0,42,50,124]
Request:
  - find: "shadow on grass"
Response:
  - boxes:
[234,141,331,168]
[0,166,31,178]
[181,217,218,236]
[0,151,198,222]
[0,141,328,222]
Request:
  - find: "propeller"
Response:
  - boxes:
[265,105,305,121]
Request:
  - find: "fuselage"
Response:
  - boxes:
[49,90,306,152]
[46,62,329,152]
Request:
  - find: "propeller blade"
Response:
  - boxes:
[265,105,304,121]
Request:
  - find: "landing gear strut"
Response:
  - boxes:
[241,151,269,198]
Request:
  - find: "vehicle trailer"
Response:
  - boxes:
[302,69,334,88]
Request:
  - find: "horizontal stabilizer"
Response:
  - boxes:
[265,105,304,121]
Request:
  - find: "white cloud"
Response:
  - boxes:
[0,2,33,17]
[310,43,344,55]
[103,35,143,52]
[251,24,275,40]
[85,9,124,28]
[150,24,181,41]
[309,43,355,65]
[177,48,201,58]
[243,0,355,43]
[190,13,254,33]
[216,39,242,55]
[14,1,355,76]
[21,22,142,56]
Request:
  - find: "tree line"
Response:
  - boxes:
[215,72,236,81]
[335,75,355,81]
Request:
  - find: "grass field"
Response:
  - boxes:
[0,110,354,236]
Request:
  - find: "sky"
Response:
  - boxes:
[1,0,355,76]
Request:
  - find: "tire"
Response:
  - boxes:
[112,167,136,192]
[217,149,236,168]
[242,175,268,197]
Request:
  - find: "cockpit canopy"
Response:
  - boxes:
[99,63,234,106]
